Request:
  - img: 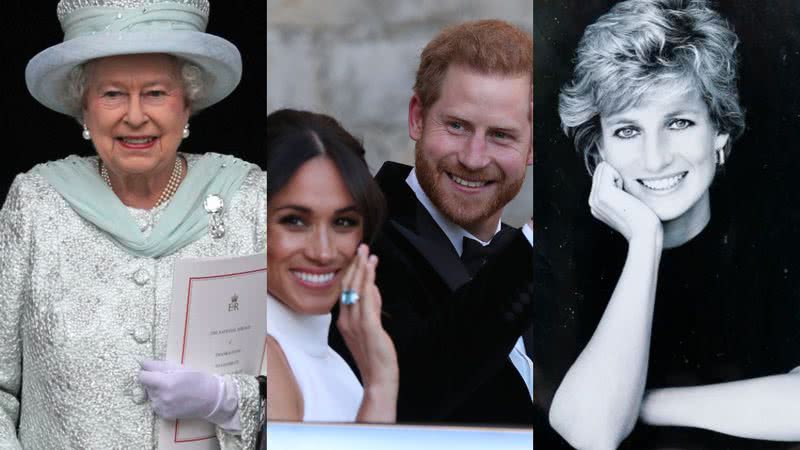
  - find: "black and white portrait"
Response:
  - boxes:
[533,1,800,449]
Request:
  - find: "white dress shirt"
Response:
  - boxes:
[406,169,533,400]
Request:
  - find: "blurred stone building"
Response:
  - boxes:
[267,0,533,226]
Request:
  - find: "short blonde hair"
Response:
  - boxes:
[559,0,745,174]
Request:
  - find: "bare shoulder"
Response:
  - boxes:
[266,334,303,421]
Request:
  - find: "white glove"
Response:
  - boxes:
[138,360,241,430]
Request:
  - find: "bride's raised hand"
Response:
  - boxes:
[337,244,398,422]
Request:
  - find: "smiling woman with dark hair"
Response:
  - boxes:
[542,1,800,449]
[266,109,398,423]
[266,110,386,243]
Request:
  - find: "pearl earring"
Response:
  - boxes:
[182,123,190,139]
[716,147,725,166]
[82,124,91,140]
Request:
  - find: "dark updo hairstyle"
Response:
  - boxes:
[266,109,386,244]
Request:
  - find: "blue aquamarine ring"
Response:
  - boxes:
[340,289,360,305]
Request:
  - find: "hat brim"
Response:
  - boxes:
[25,30,242,116]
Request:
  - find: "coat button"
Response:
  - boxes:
[130,385,147,404]
[133,268,151,286]
[132,325,151,343]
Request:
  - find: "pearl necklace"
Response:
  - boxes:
[101,157,184,209]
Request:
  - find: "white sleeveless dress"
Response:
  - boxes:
[267,294,363,421]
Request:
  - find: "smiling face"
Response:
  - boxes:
[82,53,190,178]
[410,64,532,240]
[267,156,364,315]
[599,86,729,225]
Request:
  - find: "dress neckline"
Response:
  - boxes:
[267,293,331,358]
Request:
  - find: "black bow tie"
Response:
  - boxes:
[460,228,515,277]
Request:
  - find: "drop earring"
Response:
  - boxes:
[182,123,190,139]
[82,124,91,140]
[716,147,725,166]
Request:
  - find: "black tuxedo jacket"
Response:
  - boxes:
[330,162,535,425]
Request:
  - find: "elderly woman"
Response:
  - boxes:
[0,1,265,448]
[543,1,800,449]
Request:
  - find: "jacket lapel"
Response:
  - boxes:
[376,162,470,291]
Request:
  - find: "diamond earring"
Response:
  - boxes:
[182,123,190,139]
[82,124,91,140]
[716,147,725,166]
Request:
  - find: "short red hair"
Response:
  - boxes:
[413,19,533,111]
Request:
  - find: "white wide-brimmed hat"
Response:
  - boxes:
[26,0,242,116]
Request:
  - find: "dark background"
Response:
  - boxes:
[534,0,800,447]
[0,1,266,203]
